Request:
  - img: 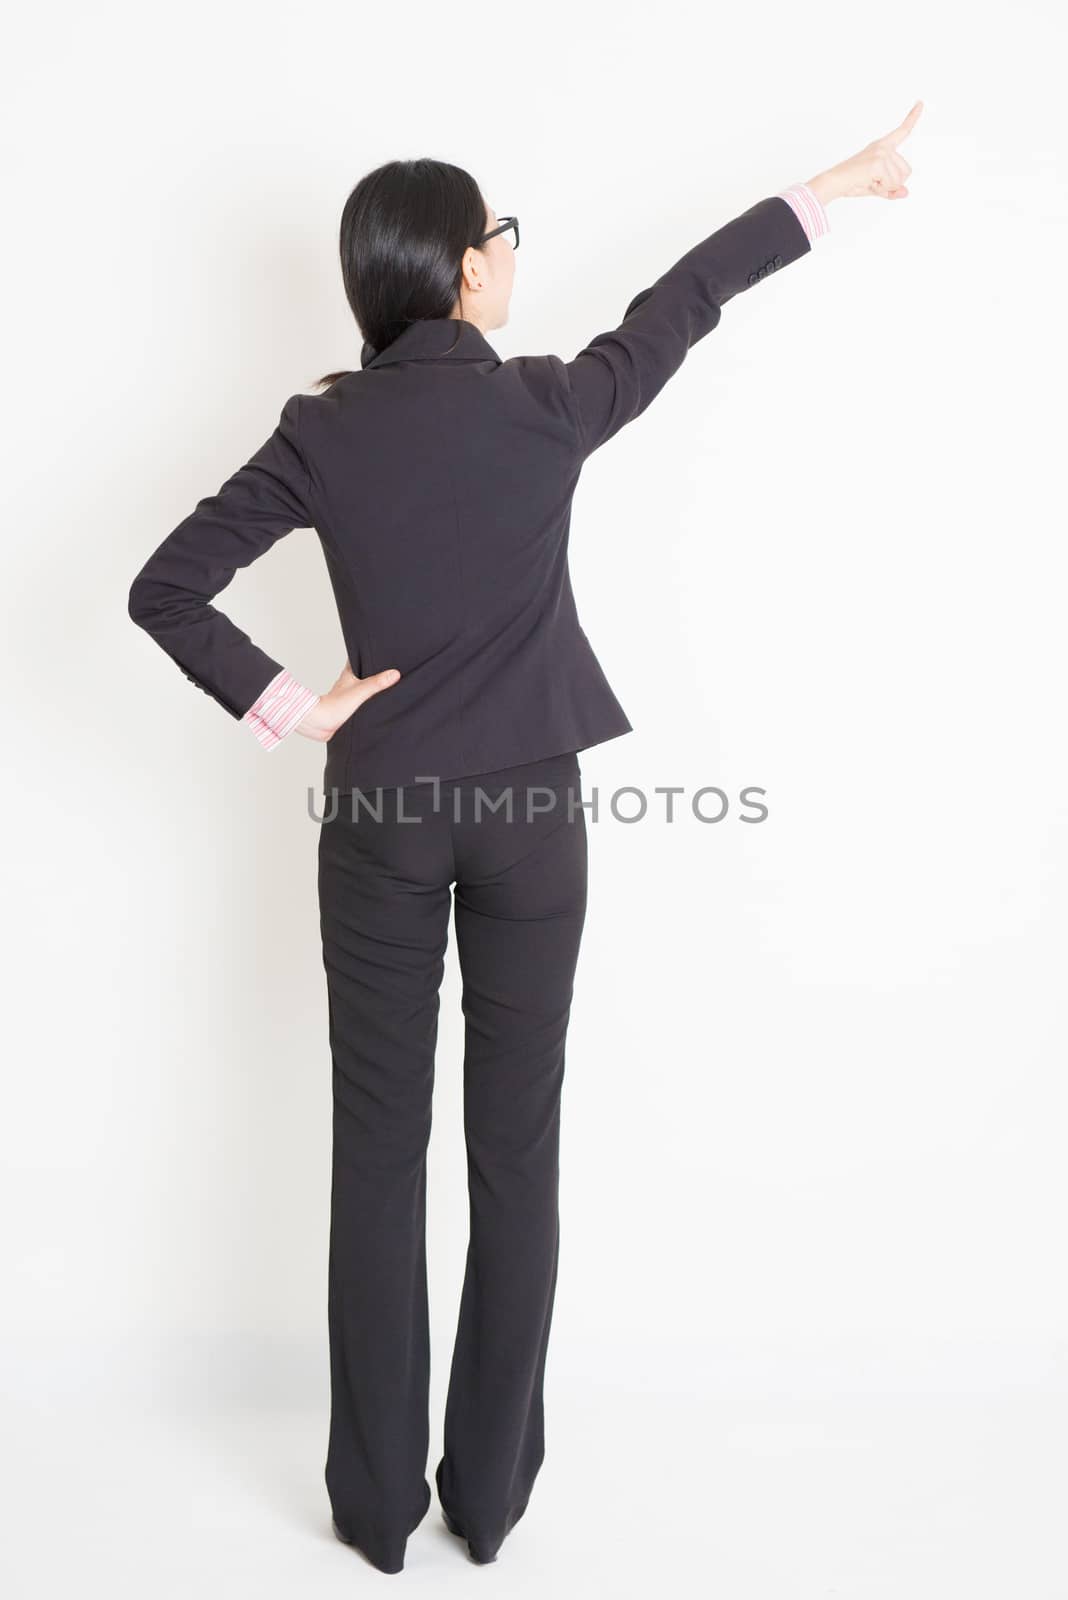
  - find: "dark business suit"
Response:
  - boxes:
[128,190,817,1571]
[128,192,813,793]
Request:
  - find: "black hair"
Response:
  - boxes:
[313,157,487,388]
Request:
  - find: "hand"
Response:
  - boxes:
[805,100,923,206]
[294,658,402,743]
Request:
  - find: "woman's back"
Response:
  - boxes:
[305,315,630,792]
[128,190,817,790]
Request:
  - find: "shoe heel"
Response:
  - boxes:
[441,1508,465,1538]
[440,1506,498,1564]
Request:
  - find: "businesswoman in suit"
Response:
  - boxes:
[128,102,921,1574]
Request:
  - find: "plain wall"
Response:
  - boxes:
[3,2,1065,1594]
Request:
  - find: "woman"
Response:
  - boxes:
[128,102,922,1575]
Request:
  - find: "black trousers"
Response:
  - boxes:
[316,750,588,1572]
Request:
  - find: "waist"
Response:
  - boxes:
[407,749,581,791]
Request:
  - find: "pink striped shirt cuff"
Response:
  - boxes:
[776,182,831,243]
[242,668,320,751]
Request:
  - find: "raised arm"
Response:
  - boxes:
[561,102,923,458]
[560,192,817,457]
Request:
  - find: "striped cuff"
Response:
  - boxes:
[242,668,320,751]
[777,182,831,244]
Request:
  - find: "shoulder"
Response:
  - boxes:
[289,375,358,445]
[498,352,576,432]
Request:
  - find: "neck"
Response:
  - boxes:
[450,305,491,332]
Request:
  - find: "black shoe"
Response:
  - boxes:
[331,1517,404,1575]
[440,1506,498,1565]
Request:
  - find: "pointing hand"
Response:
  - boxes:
[805,100,924,206]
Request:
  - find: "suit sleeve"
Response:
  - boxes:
[128,393,313,721]
[561,193,817,458]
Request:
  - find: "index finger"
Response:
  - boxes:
[884,99,924,147]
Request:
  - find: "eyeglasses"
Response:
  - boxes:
[476,215,519,250]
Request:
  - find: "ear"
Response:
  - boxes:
[460,242,484,292]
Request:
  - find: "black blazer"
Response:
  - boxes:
[128,193,813,792]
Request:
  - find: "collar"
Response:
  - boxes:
[361,317,502,370]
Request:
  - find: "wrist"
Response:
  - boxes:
[804,170,842,207]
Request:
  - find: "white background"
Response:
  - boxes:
[3,1,1066,1594]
